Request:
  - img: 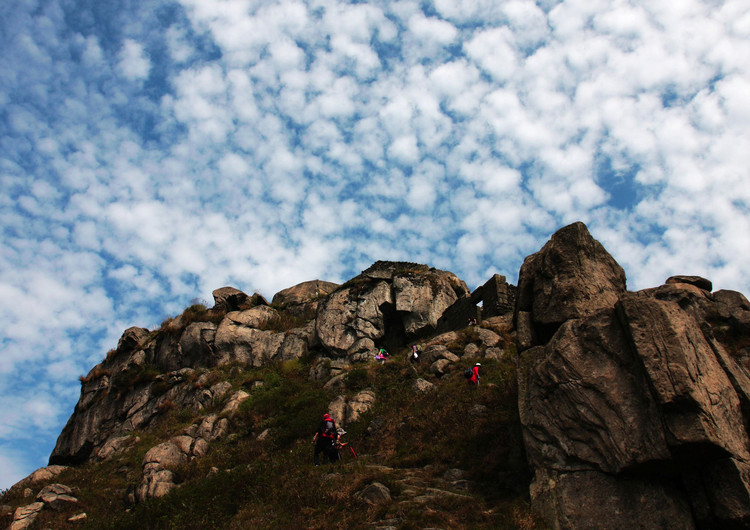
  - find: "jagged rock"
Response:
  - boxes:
[327,395,347,426]
[10,465,68,491]
[213,308,312,366]
[463,343,480,359]
[95,435,138,461]
[430,359,452,376]
[143,441,188,470]
[9,502,44,530]
[421,345,458,365]
[272,279,340,306]
[518,311,670,475]
[412,378,435,393]
[347,390,376,424]
[356,482,391,505]
[666,275,713,291]
[517,222,750,529]
[530,468,695,530]
[68,513,87,523]
[221,390,250,414]
[328,390,376,426]
[618,293,750,460]
[272,280,339,319]
[516,222,626,348]
[475,327,501,347]
[212,286,251,311]
[179,321,218,367]
[36,483,78,510]
[316,262,469,358]
[483,347,504,361]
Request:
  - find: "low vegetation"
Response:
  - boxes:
[2,315,539,529]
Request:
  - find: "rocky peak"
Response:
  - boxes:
[516,222,750,529]
[315,262,471,359]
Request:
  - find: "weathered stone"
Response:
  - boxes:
[221,390,250,414]
[316,262,468,358]
[143,441,188,468]
[179,321,217,368]
[10,502,44,530]
[211,286,251,311]
[346,389,376,424]
[518,310,670,473]
[463,343,480,359]
[327,395,347,426]
[412,378,435,393]
[515,311,535,352]
[530,469,695,530]
[95,435,138,461]
[68,513,87,523]
[36,484,78,510]
[618,293,750,461]
[421,345,459,365]
[516,222,626,344]
[356,482,391,505]
[430,359,452,376]
[483,347,504,361]
[475,327,501,347]
[11,465,69,490]
[272,280,339,306]
[666,275,713,291]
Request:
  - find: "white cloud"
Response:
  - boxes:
[2,0,750,489]
[118,39,150,81]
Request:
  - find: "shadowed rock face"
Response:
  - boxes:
[516,222,626,346]
[315,261,470,359]
[517,222,750,529]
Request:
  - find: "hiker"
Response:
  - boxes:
[410,344,419,363]
[313,413,339,465]
[469,362,481,385]
[375,347,389,364]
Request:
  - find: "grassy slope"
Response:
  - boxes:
[1,330,541,529]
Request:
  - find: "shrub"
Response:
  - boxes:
[110,364,161,395]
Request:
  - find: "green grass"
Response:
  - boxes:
[1,337,537,530]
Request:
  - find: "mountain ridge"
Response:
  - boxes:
[3,222,750,529]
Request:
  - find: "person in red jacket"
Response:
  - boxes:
[313,413,339,465]
[469,363,481,385]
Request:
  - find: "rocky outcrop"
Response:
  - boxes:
[8,484,79,530]
[50,287,315,466]
[316,261,470,359]
[515,221,627,347]
[517,222,750,529]
[135,414,229,501]
[272,279,339,320]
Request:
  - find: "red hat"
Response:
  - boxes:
[323,413,332,420]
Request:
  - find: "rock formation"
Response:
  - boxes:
[315,261,470,359]
[516,222,750,529]
[10,222,748,529]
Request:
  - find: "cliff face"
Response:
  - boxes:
[48,262,506,468]
[516,222,750,529]
[8,223,750,529]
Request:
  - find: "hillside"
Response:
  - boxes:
[3,222,750,529]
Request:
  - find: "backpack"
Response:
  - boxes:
[464,368,472,379]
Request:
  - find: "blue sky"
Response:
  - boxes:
[2,0,750,489]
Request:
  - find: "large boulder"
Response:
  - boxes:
[272,280,340,306]
[517,223,750,529]
[213,309,314,366]
[316,261,469,358]
[516,222,626,348]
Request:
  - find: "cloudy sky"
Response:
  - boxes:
[2,0,749,489]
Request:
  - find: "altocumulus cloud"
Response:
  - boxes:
[1,0,749,489]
